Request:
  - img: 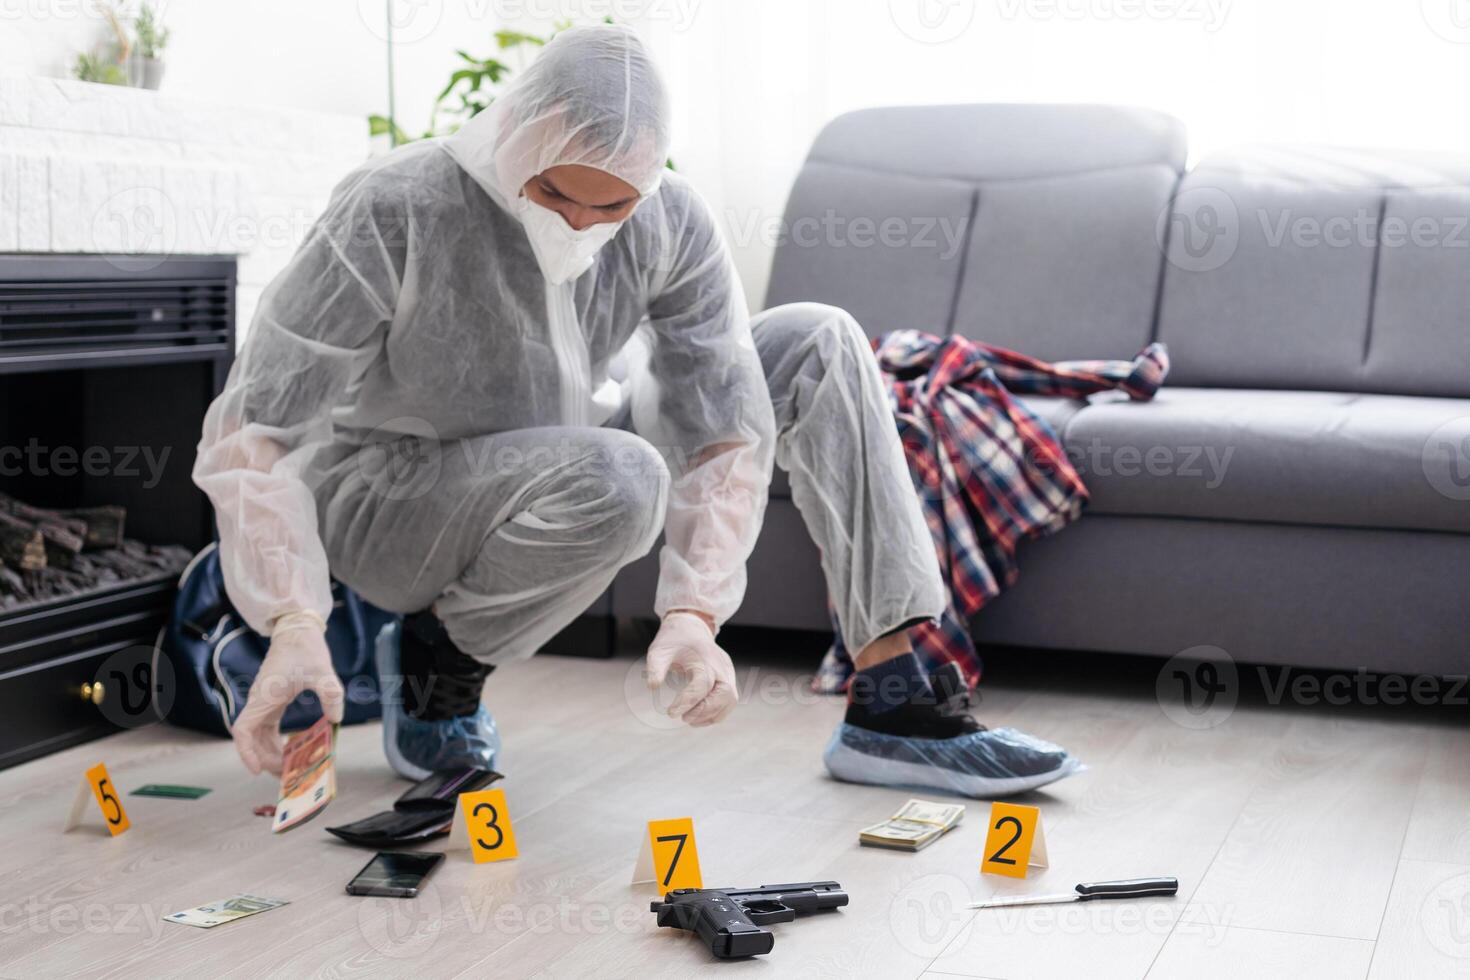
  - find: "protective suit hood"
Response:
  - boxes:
[445,24,671,209]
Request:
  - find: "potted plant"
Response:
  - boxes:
[71,2,129,86]
[131,2,170,90]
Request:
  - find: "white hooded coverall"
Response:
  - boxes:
[193,25,944,665]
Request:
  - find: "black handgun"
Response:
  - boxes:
[649,881,848,959]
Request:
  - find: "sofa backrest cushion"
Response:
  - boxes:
[765,103,1186,358]
[1157,147,1470,396]
[1366,182,1470,397]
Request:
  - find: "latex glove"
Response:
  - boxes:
[645,611,739,727]
[232,613,345,776]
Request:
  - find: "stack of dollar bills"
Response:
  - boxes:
[859,798,965,851]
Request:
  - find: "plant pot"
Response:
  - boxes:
[129,55,165,90]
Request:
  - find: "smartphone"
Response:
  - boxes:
[345,850,445,898]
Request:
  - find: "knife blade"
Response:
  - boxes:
[968,876,1179,909]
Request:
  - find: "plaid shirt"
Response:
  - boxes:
[815,331,1170,694]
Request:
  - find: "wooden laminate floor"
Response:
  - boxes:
[2,636,1467,979]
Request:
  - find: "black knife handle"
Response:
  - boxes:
[1074,878,1179,900]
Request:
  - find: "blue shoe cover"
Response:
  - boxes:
[823,723,1082,798]
[375,621,500,781]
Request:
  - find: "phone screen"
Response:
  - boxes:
[347,851,445,897]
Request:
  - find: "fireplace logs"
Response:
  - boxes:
[0,511,46,571]
[0,493,190,611]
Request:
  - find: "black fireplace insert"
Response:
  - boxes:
[0,253,235,769]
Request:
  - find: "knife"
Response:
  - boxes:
[968,877,1179,909]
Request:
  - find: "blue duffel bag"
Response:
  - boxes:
[154,542,397,737]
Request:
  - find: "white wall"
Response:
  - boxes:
[0,0,506,136]
[5,0,1470,310]
[638,0,1470,306]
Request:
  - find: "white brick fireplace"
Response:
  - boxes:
[0,74,369,339]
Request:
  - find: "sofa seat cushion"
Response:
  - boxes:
[767,395,1088,500]
[1060,387,1470,534]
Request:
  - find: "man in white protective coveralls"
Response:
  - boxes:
[194,25,1079,797]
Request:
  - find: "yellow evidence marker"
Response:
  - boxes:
[453,787,519,863]
[980,801,1048,878]
[632,817,703,891]
[63,762,130,836]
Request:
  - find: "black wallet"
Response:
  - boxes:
[326,768,502,847]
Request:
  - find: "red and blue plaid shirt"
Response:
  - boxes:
[815,331,1170,694]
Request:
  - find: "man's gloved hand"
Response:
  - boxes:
[645,611,739,727]
[232,613,345,776]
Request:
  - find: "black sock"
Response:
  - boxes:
[845,655,981,739]
[400,610,493,720]
[848,652,933,714]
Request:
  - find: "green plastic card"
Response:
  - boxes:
[132,784,212,799]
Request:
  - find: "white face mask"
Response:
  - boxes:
[515,195,625,285]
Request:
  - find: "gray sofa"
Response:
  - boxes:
[606,104,1470,678]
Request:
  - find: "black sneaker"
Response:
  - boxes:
[829,663,1082,796]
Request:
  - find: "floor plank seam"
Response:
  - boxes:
[1362,732,1435,980]
[1139,728,1278,979]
